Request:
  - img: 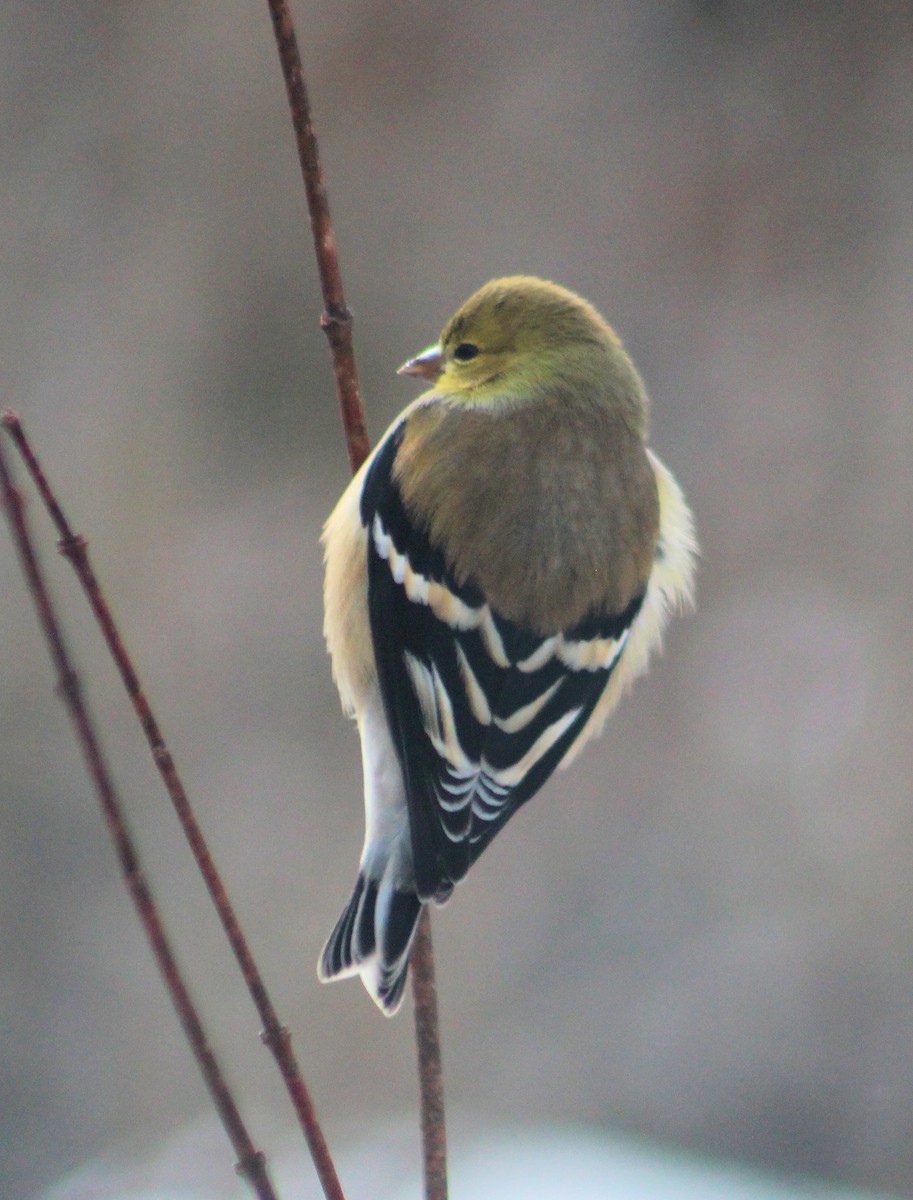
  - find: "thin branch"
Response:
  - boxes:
[0,439,278,1200]
[1,409,346,1200]
[411,910,449,1200]
[266,0,369,474]
[263,7,449,1197]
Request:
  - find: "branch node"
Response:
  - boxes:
[235,1148,269,1181]
[55,667,82,705]
[58,532,88,561]
[320,306,353,331]
[260,1022,291,1051]
[151,744,173,769]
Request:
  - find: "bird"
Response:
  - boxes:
[317,276,697,1014]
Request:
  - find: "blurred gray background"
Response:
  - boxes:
[2,1,912,1197]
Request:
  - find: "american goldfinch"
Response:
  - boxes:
[318,276,697,1014]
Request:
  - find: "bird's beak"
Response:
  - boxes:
[397,344,443,382]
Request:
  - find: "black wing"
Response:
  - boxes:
[362,422,643,901]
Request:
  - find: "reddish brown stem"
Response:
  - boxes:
[263,6,449,1196]
[266,0,369,474]
[0,439,278,1200]
[1,409,346,1200]
[411,909,449,1200]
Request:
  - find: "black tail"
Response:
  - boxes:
[318,872,422,1015]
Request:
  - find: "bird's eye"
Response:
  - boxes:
[453,342,479,362]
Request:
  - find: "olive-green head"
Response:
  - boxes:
[398,275,648,431]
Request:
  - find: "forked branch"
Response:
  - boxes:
[0,438,278,1200]
[0,409,345,1200]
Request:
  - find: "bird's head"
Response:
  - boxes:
[397,276,645,424]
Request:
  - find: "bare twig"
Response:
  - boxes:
[263,5,449,1196]
[266,0,369,474]
[0,409,346,1200]
[0,439,278,1200]
[411,910,449,1200]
